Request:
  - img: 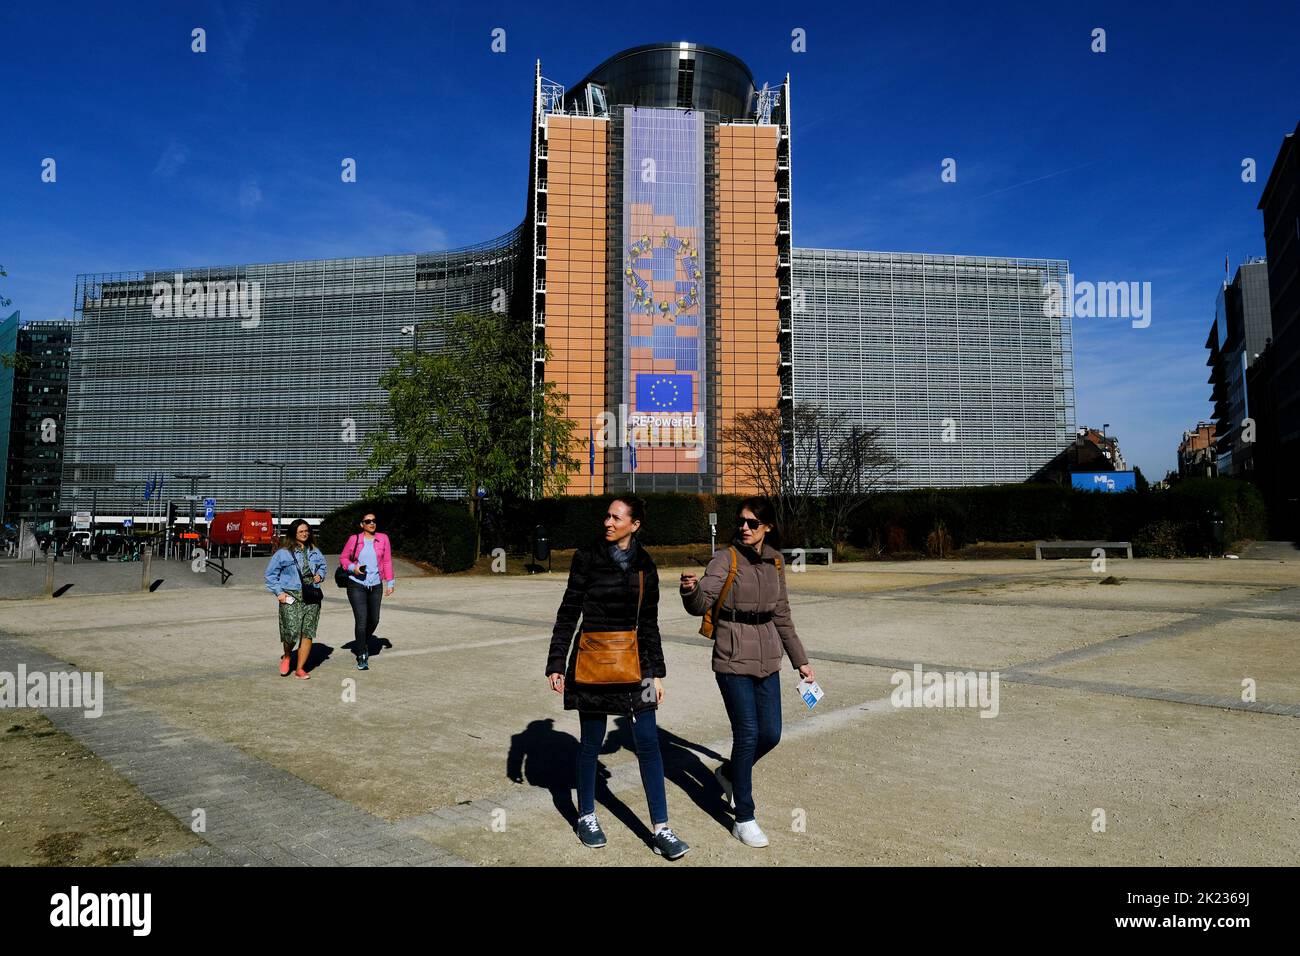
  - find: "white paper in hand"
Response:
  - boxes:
[795,678,824,710]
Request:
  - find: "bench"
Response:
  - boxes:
[1034,540,1132,560]
[781,547,833,566]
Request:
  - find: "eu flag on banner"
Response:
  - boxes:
[144,475,155,501]
[588,427,595,474]
[635,373,693,413]
[629,442,637,472]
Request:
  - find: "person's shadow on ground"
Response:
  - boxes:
[343,635,394,658]
[610,717,734,832]
[302,642,334,672]
[506,718,648,843]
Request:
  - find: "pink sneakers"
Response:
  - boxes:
[279,655,292,676]
[293,669,310,680]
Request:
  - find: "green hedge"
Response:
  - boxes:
[317,498,477,573]
[368,478,1267,562]
[844,478,1267,557]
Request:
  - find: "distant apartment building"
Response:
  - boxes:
[1257,119,1300,535]
[2,319,73,526]
[1178,421,1217,478]
[1205,259,1271,477]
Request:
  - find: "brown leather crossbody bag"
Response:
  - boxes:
[574,570,644,685]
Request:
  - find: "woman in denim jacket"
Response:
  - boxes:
[265,519,328,679]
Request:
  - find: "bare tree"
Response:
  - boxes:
[723,403,902,553]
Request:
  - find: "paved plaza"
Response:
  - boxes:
[1,545,1297,866]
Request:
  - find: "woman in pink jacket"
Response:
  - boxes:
[339,511,396,670]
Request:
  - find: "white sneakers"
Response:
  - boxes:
[717,764,768,847]
[732,819,769,848]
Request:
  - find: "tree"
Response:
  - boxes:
[353,311,578,554]
[722,403,901,553]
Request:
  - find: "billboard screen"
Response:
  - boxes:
[1071,471,1136,492]
[621,107,706,474]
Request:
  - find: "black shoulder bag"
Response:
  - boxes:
[334,535,361,589]
[298,549,323,604]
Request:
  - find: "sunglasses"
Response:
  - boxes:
[361,519,377,525]
[738,518,764,530]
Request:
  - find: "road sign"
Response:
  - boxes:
[203,498,215,522]
[476,486,487,499]
[183,495,201,501]
[123,518,134,528]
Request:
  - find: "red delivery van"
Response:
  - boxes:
[208,510,276,547]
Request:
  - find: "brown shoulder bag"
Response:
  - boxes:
[574,570,644,685]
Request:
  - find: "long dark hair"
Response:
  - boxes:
[281,518,315,551]
[735,496,782,553]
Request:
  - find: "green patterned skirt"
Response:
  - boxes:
[277,590,321,645]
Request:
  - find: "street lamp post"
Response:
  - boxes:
[255,459,286,536]
[173,473,212,559]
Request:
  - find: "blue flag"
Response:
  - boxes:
[156,472,164,498]
[629,442,637,472]
[816,428,824,476]
[550,441,558,471]
[143,474,155,501]
[635,373,693,413]
[588,427,595,474]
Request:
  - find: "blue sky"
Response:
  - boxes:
[3,0,1297,478]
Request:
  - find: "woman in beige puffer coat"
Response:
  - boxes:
[680,497,815,848]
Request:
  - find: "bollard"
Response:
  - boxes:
[45,552,55,598]
[141,545,153,592]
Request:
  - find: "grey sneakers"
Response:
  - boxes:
[576,813,607,848]
[732,819,769,847]
[652,827,691,860]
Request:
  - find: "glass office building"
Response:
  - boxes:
[58,42,1076,518]
[792,249,1076,487]
[60,232,520,519]
[3,318,73,525]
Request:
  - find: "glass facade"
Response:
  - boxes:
[3,319,73,524]
[60,231,521,519]
[792,249,1076,487]
[565,43,756,121]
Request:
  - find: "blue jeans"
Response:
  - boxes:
[577,710,668,826]
[716,671,783,823]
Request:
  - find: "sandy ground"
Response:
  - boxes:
[0,546,1296,866]
[0,710,205,865]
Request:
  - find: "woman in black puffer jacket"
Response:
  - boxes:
[545,496,690,860]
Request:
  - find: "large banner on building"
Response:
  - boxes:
[621,107,706,474]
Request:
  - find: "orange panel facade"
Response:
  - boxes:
[716,124,782,494]
[543,116,609,494]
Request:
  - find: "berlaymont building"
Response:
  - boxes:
[60,42,1076,521]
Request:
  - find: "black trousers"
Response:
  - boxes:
[346,582,383,657]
